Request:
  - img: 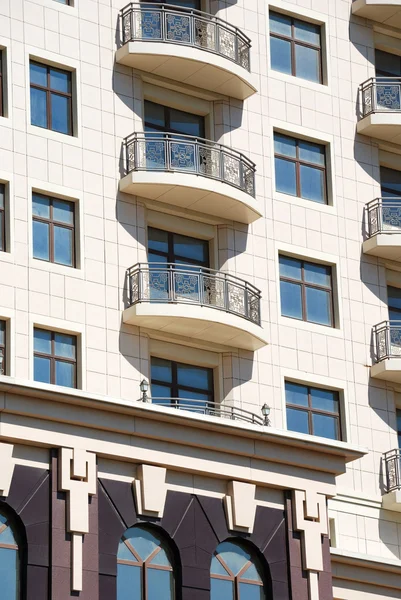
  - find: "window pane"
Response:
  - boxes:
[151,384,172,400]
[0,211,4,252]
[311,388,338,413]
[216,542,250,575]
[32,194,50,218]
[0,321,5,345]
[50,68,71,93]
[0,547,18,600]
[298,141,325,166]
[177,363,211,390]
[285,381,308,407]
[275,157,296,196]
[381,166,401,196]
[30,87,47,128]
[54,226,73,266]
[299,164,325,203]
[305,287,331,325]
[312,413,338,440]
[173,234,208,264]
[178,390,209,404]
[148,568,174,600]
[239,582,264,600]
[33,220,50,261]
[148,227,169,255]
[270,36,292,75]
[151,358,172,383]
[54,333,75,358]
[30,62,47,86]
[375,49,401,77]
[269,12,292,37]
[211,556,229,576]
[388,286,401,312]
[34,356,51,384]
[287,407,309,434]
[0,185,4,209]
[169,108,204,137]
[294,20,320,45]
[53,199,74,224]
[242,563,262,582]
[128,528,160,561]
[149,548,171,567]
[280,280,302,319]
[274,133,297,158]
[117,564,141,599]
[145,101,166,129]
[34,328,52,353]
[51,93,71,134]
[295,44,320,82]
[279,256,302,280]
[211,578,234,600]
[304,262,331,286]
[55,360,75,387]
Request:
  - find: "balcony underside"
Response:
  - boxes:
[382,490,401,512]
[371,359,401,383]
[357,113,401,144]
[120,171,261,224]
[116,43,257,100]
[352,0,401,26]
[123,303,268,351]
[363,234,401,260]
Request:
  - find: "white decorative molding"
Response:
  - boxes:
[59,447,97,592]
[293,490,329,600]
[224,480,257,533]
[0,443,14,496]
[133,464,167,517]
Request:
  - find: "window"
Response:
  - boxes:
[145,101,205,137]
[274,133,327,204]
[32,193,75,267]
[269,11,322,84]
[285,381,341,440]
[147,0,200,6]
[151,357,214,409]
[0,184,5,252]
[375,49,401,77]
[388,286,401,322]
[381,166,401,198]
[30,61,72,135]
[0,320,6,375]
[117,526,174,600]
[34,328,77,388]
[148,227,209,267]
[0,50,3,117]
[279,255,334,326]
[397,409,401,449]
[211,541,266,600]
[54,0,71,4]
[0,512,20,600]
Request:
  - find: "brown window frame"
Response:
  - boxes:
[211,543,265,596]
[0,50,3,117]
[279,256,335,327]
[151,356,214,404]
[269,11,323,83]
[30,61,73,135]
[32,193,76,267]
[285,381,342,441]
[55,0,72,4]
[0,320,6,375]
[274,133,328,203]
[33,328,77,388]
[0,183,5,253]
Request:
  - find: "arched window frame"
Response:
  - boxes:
[0,503,26,600]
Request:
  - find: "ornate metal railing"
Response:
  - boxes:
[384,449,401,493]
[127,263,261,325]
[124,132,256,197]
[149,397,266,426]
[374,321,401,361]
[120,2,251,71]
[366,198,401,237]
[360,77,401,118]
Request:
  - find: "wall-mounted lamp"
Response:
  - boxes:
[140,378,149,403]
[261,403,271,426]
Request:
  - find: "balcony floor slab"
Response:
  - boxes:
[120,170,261,224]
[363,234,401,260]
[352,0,401,27]
[116,43,258,100]
[357,113,401,144]
[371,359,401,383]
[382,490,401,512]
[123,302,268,351]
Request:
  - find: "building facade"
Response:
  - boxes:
[1,0,401,598]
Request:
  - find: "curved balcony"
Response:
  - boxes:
[120,133,260,224]
[123,263,268,350]
[371,321,401,382]
[357,78,401,143]
[352,1,401,27]
[363,198,401,260]
[383,449,401,512]
[149,397,267,426]
[116,3,257,100]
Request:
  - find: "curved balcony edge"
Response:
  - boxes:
[363,198,401,260]
[358,78,401,143]
[371,321,401,383]
[117,3,257,99]
[120,133,261,224]
[383,448,401,511]
[352,0,401,27]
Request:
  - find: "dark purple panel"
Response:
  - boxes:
[182,585,209,600]
[196,495,229,542]
[83,533,99,572]
[26,565,49,600]
[6,465,48,514]
[99,479,136,528]
[161,491,193,537]
[99,574,116,600]
[19,475,50,526]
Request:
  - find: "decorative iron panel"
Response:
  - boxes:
[360,78,401,117]
[120,3,251,71]
[366,199,401,237]
[384,449,401,493]
[374,321,401,361]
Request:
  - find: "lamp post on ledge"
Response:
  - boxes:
[261,403,271,426]
[140,379,149,403]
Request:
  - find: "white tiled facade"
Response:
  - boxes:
[1,0,401,599]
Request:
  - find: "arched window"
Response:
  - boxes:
[211,541,266,600]
[117,525,175,600]
[0,512,20,599]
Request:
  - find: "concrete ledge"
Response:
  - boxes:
[363,234,401,260]
[371,359,401,383]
